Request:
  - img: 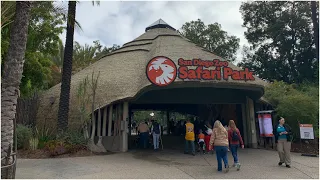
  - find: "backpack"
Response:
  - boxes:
[232,130,239,141]
[153,122,160,134]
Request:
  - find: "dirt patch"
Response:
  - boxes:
[17,149,115,159]
[291,141,319,155]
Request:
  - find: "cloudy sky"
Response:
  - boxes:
[59,1,248,63]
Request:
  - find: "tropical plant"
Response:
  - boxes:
[1,1,16,29]
[180,19,240,61]
[1,1,66,97]
[57,1,100,133]
[1,4,33,177]
[76,76,91,139]
[89,71,100,139]
[57,1,77,134]
[29,137,39,151]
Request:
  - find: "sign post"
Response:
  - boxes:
[298,122,318,157]
[256,110,274,149]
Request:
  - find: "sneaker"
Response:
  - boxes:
[236,163,241,171]
[225,165,229,173]
[232,164,236,167]
[278,162,283,166]
[192,152,196,156]
[286,165,291,168]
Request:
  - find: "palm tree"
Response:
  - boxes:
[57,1,99,133]
[57,1,77,133]
[1,1,32,177]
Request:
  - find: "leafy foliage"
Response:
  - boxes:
[239,1,318,84]
[1,1,66,97]
[180,19,240,61]
[44,129,87,156]
[44,140,71,156]
[1,1,15,29]
[16,124,32,149]
[61,130,87,146]
[264,81,319,138]
[72,41,120,73]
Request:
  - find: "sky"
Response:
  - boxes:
[59,1,248,63]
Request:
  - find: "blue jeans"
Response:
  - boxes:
[185,140,195,154]
[215,146,229,171]
[230,144,239,163]
[139,132,149,148]
[153,133,160,149]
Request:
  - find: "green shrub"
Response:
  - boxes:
[265,81,319,140]
[29,137,39,150]
[35,127,55,149]
[44,140,71,156]
[16,124,32,149]
[61,129,87,146]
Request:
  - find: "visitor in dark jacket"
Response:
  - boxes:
[151,121,161,150]
[274,117,293,168]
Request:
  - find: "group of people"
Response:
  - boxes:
[184,119,244,172]
[184,117,293,172]
[136,120,162,150]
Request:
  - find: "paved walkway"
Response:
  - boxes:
[16,149,319,179]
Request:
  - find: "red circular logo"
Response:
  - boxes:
[146,56,177,86]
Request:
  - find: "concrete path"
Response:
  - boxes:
[16,149,319,179]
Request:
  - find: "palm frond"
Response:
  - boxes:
[1,1,16,29]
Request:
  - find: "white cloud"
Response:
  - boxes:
[59,1,248,63]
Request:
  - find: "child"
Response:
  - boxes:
[228,120,244,171]
[198,129,205,154]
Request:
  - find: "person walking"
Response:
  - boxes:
[184,119,195,156]
[274,117,293,168]
[228,120,244,170]
[151,120,161,150]
[210,120,229,173]
[137,121,149,149]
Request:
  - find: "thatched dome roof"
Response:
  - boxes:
[36,19,268,128]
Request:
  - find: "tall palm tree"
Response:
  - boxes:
[57,1,100,133]
[57,1,77,133]
[1,0,32,176]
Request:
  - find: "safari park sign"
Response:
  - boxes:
[146,56,255,86]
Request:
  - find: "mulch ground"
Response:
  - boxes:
[291,140,319,155]
[17,149,96,159]
[17,148,116,159]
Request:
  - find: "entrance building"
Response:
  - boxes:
[36,19,268,152]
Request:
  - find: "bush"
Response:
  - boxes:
[44,140,72,156]
[265,81,319,140]
[61,129,87,146]
[16,124,32,149]
[35,127,55,149]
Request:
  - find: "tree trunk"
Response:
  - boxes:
[1,1,32,178]
[57,1,76,133]
[311,1,319,61]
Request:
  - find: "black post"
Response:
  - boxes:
[166,110,170,135]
